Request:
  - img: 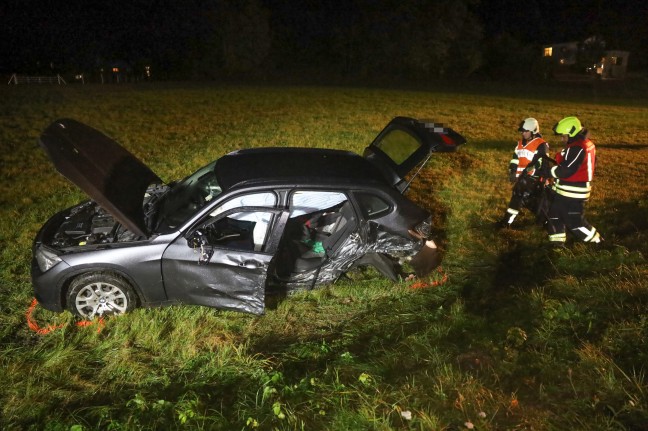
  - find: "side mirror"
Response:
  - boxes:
[188,230,214,265]
[188,230,207,249]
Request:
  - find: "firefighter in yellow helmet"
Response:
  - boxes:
[497,117,549,227]
[542,116,602,246]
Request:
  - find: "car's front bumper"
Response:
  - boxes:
[31,209,71,312]
[31,254,69,312]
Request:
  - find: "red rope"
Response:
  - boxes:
[26,298,105,335]
[75,317,105,333]
[26,298,65,335]
[409,267,448,289]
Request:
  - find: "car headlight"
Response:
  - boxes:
[35,246,62,272]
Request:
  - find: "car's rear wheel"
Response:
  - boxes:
[67,272,137,319]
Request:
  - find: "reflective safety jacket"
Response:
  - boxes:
[550,136,596,200]
[509,136,549,177]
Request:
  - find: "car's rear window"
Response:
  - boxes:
[354,192,391,219]
[373,128,422,165]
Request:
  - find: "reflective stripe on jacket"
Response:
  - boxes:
[551,137,596,200]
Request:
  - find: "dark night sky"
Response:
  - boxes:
[1,0,646,78]
[479,0,646,44]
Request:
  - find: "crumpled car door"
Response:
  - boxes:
[161,208,290,314]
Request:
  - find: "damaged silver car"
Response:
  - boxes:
[32,117,466,317]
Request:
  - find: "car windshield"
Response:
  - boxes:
[156,161,222,232]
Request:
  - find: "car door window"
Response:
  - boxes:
[289,191,349,251]
[206,192,278,251]
[290,191,347,217]
[210,192,277,216]
[354,192,391,219]
[204,210,275,252]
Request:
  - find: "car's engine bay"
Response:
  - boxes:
[50,202,137,248]
[49,184,169,248]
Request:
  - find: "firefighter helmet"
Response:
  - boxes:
[553,116,582,137]
[518,118,539,134]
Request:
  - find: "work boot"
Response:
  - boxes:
[590,234,606,248]
[496,209,518,229]
[495,216,512,229]
[590,232,604,244]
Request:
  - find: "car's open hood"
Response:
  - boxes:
[363,117,466,192]
[39,119,162,237]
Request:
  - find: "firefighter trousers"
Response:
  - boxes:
[546,193,600,244]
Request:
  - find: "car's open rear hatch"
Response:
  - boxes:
[364,116,466,192]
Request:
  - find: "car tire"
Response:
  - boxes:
[67,272,137,319]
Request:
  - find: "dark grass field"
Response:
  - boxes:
[0,82,647,430]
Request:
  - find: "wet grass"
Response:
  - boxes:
[0,82,647,430]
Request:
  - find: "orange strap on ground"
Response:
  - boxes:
[409,267,448,289]
[26,298,104,334]
[76,318,105,333]
[26,298,66,335]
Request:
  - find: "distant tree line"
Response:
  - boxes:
[1,0,645,82]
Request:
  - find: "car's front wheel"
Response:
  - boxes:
[67,272,137,319]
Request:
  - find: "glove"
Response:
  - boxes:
[508,171,517,183]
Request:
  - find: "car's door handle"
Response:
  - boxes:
[239,260,264,269]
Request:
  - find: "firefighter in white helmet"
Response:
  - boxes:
[497,117,549,228]
[542,116,602,246]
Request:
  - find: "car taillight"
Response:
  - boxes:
[409,216,432,240]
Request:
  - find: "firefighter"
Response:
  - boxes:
[543,116,602,246]
[498,117,549,227]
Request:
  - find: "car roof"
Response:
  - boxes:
[215,147,388,191]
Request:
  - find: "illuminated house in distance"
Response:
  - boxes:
[543,41,630,80]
